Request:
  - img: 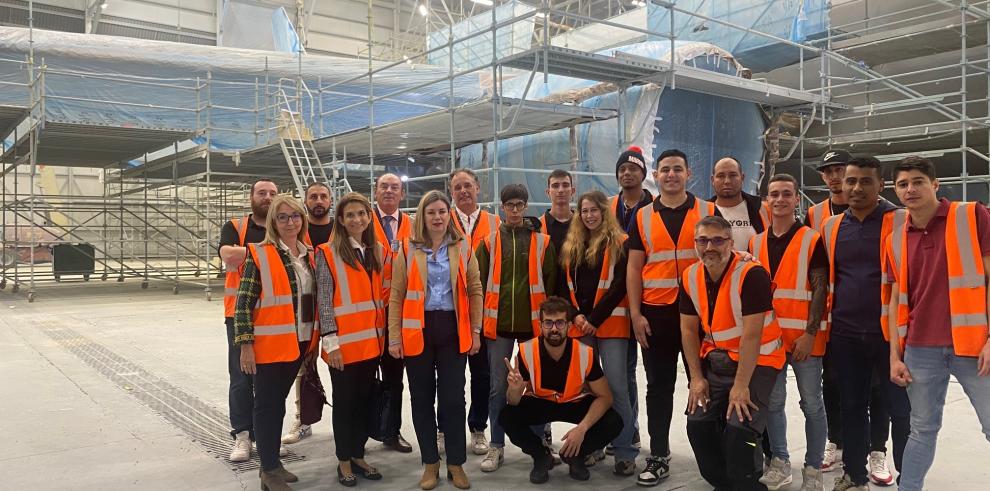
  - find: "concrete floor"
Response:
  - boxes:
[1,283,987,490]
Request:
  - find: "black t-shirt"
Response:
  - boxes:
[307,222,333,247]
[802,201,849,227]
[218,214,267,256]
[542,211,572,297]
[764,222,829,278]
[628,193,698,251]
[678,262,774,325]
[517,339,603,394]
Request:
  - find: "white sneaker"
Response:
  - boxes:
[801,465,825,491]
[759,456,793,490]
[229,431,251,462]
[470,431,489,455]
[438,432,446,456]
[279,444,289,457]
[868,451,893,486]
[280,420,312,444]
[821,442,843,472]
[480,446,503,472]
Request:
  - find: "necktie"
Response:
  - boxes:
[383,215,395,244]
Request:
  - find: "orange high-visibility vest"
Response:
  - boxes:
[223,216,251,317]
[452,209,500,252]
[885,202,989,356]
[750,226,828,356]
[636,197,715,305]
[374,211,410,303]
[758,201,771,230]
[538,211,573,235]
[820,207,906,335]
[482,230,550,340]
[806,200,834,233]
[400,239,474,357]
[517,337,595,403]
[318,242,386,366]
[245,243,319,364]
[564,237,630,339]
[682,254,786,369]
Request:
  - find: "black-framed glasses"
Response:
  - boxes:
[695,236,730,247]
[541,319,568,330]
[502,201,526,211]
[276,213,303,224]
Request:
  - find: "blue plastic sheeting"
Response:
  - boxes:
[218,0,302,54]
[646,0,827,72]
[427,1,535,69]
[0,28,483,153]
[456,40,766,207]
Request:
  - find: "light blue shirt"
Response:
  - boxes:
[423,243,455,311]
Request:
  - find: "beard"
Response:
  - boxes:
[309,205,328,219]
[544,332,566,347]
[251,200,270,219]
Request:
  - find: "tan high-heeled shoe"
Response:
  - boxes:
[447,464,471,489]
[420,462,441,490]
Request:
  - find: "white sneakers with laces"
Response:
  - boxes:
[229,431,251,462]
[759,456,793,490]
[480,446,504,472]
[280,420,312,444]
[868,450,893,486]
[821,442,843,472]
[470,431,489,455]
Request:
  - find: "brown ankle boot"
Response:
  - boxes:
[273,465,297,483]
[420,462,441,490]
[447,464,471,489]
[260,469,293,491]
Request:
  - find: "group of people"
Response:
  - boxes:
[220,145,990,491]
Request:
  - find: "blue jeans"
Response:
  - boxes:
[582,336,638,461]
[898,345,990,491]
[226,318,254,439]
[626,337,640,434]
[766,353,827,468]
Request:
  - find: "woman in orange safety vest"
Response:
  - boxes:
[315,192,388,487]
[234,194,319,491]
[387,190,482,490]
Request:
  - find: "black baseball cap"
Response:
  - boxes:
[817,149,853,171]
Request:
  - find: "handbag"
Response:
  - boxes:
[366,366,389,442]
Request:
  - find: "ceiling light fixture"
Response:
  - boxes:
[418,4,428,16]
[470,0,494,6]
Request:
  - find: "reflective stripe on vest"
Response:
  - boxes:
[565,237,630,339]
[247,243,318,364]
[318,242,385,365]
[400,239,473,356]
[518,338,594,403]
[751,225,828,356]
[807,200,832,233]
[223,216,250,317]
[683,254,785,369]
[482,230,549,339]
[638,197,712,305]
[888,202,989,357]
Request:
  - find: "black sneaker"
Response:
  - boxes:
[529,452,553,484]
[637,455,670,487]
[542,432,561,466]
[564,456,590,481]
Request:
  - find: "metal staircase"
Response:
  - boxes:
[274,89,330,198]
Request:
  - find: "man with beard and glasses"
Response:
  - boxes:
[710,156,769,251]
[281,182,335,447]
[680,215,784,491]
[500,296,622,485]
[218,178,278,462]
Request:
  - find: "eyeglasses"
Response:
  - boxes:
[695,236,730,247]
[276,213,303,224]
[540,319,568,330]
[502,201,526,211]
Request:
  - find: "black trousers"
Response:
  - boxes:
[226,318,254,439]
[640,303,687,457]
[329,357,380,461]
[406,311,468,465]
[830,334,910,486]
[380,333,405,439]
[437,334,489,434]
[823,347,891,451]
[499,396,622,461]
[254,342,306,472]
[686,353,779,491]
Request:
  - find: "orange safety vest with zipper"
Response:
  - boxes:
[481,230,550,340]
[245,243,319,364]
[820,207,906,336]
[806,199,834,233]
[317,242,386,366]
[223,216,250,317]
[564,237,630,339]
[885,201,989,356]
[750,226,828,356]
[636,197,715,305]
[517,337,595,403]
[452,210,500,252]
[400,239,474,357]
[682,253,785,369]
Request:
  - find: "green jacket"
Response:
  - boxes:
[476,219,558,338]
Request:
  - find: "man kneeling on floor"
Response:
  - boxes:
[500,296,623,484]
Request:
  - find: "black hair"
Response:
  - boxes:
[539,296,576,322]
[893,156,936,182]
[655,149,689,169]
[768,173,798,190]
[695,215,732,234]
[547,169,573,186]
[846,156,884,180]
[251,178,277,195]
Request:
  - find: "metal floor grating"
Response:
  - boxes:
[39,322,304,474]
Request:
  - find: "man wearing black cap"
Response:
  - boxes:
[804,150,851,232]
[611,145,654,232]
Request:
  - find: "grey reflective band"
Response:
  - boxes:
[484,308,499,319]
[641,207,654,252]
[949,275,985,289]
[578,343,591,378]
[533,233,547,297]
[751,234,764,264]
[611,307,629,316]
[338,327,384,345]
[486,233,499,293]
[519,342,535,376]
[793,228,815,291]
[334,300,380,316]
[952,313,989,326]
[402,319,422,330]
[777,317,807,330]
[224,287,238,296]
[728,261,746,333]
[759,338,783,355]
[254,323,296,336]
[649,249,697,262]
[697,200,711,219]
[258,294,294,308]
[711,325,743,342]
[405,290,424,301]
[684,263,703,319]
[643,279,679,288]
[332,251,354,306]
[953,203,983,288]
[252,244,293,308]
[774,289,813,301]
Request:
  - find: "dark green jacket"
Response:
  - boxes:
[476,218,558,338]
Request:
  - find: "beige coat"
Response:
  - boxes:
[388,237,484,347]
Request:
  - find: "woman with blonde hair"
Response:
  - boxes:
[234,194,319,491]
[388,190,483,489]
[315,192,388,487]
[559,189,637,476]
